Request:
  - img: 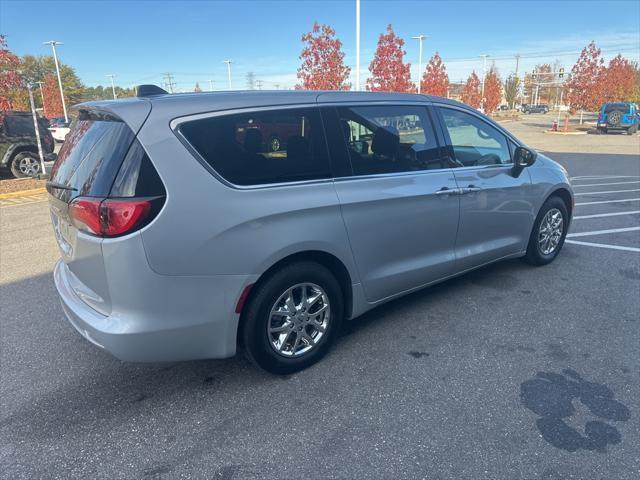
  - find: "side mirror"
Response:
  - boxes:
[512,146,537,176]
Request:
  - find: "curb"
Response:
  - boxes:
[543,130,588,136]
[0,187,47,200]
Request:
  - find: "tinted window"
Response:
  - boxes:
[4,115,40,136]
[49,115,136,201]
[440,108,511,166]
[604,103,630,113]
[180,108,330,186]
[336,105,441,175]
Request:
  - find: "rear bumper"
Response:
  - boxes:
[54,259,251,362]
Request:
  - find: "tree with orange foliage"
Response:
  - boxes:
[0,35,22,112]
[483,66,502,113]
[461,71,481,108]
[420,52,449,97]
[296,22,350,90]
[367,25,414,93]
[42,75,64,118]
[602,54,636,103]
[566,41,604,112]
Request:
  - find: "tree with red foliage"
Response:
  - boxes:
[0,35,23,112]
[296,22,350,90]
[420,52,449,97]
[483,66,502,113]
[566,41,604,112]
[367,25,414,93]
[602,54,636,103]
[42,74,63,118]
[461,71,481,108]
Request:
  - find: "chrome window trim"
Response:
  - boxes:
[171,100,516,190]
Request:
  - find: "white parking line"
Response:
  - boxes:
[576,198,640,206]
[571,175,640,181]
[573,181,640,188]
[573,210,640,220]
[567,226,640,238]
[566,240,640,253]
[574,188,640,196]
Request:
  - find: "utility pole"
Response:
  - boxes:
[255,79,264,90]
[411,34,428,94]
[43,40,68,122]
[355,0,360,91]
[480,54,489,110]
[35,81,45,109]
[209,79,214,91]
[163,73,176,93]
[106,74,117,99]
[223,60,232,90]
[246,71,256,90]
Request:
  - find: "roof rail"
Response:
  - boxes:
[136,84,169,97]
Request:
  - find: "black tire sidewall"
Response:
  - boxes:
[10,152,39,178]
[525,196,569,266]
[242,261,343,374]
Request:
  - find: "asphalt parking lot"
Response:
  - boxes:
[1,114,639,479]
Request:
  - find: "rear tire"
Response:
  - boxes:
[241,261,343,374]
[523,196,569,266]
[10,151,41,178]
[627,125,637,135]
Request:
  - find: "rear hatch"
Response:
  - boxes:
[48,106,165,315]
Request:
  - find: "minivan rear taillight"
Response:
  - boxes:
[69,197,159,237]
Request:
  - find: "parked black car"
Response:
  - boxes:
[0,111,56,178]
[522,104,549,114]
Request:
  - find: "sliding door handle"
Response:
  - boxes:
[462,185,482,194]
[435,187,460,196]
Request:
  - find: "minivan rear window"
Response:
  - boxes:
[49,113,135,200]
[179,107,331,186]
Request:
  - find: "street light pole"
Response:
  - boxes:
[27,84,46,176]
[411,34,428,94]
[43,41,68,123]
[355,0,360,91]
[223,60,232,90]
[106,74,117,99]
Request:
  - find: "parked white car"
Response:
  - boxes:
[48,123,70,142]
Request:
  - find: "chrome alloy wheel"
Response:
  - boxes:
[19,155,40,176]
[538,208,564,255]
[267,283,330,357]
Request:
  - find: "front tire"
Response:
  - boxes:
[10,152,41,178]
[523,196,569,266]
[242,261,344,374]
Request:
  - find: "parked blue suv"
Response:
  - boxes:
[597,102,639,135]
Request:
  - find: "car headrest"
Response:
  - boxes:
[286,135,310,161]
[371,126,399,156]
[244,128,262,153]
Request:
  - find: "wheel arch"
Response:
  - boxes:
[237,250,354,343]
[546,187,573,220]
[2,144,38,166]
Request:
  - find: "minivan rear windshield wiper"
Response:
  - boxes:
[46,181,78,192]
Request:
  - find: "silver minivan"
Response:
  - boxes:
[48,88,573,373]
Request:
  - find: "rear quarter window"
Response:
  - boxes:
[179,107,331,186]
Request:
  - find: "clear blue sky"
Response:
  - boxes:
[2,0,639,90]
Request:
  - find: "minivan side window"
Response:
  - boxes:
[336,105,442,175]
[180,108,330,186]
[439,108,511,166]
